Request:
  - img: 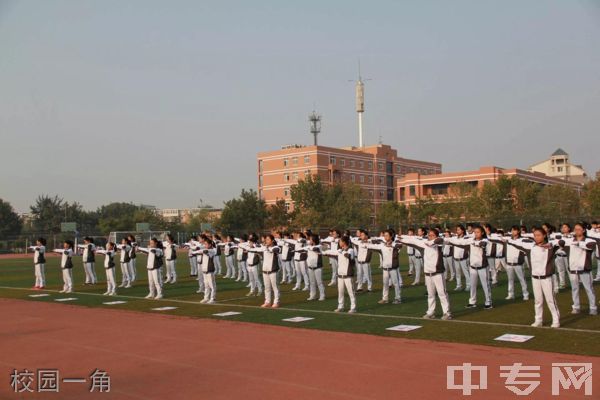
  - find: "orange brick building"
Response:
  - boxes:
[257,144,441,213]
[397,166,583,205]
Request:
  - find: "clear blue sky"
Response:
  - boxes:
[1,0,599,213]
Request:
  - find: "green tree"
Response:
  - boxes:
[583,179,600,218]
[535,184,581,225]
[217,189,267,233]
[29,195,66,233]
[266,199,289,229]
[0,198,22,238]
[375,201,408,231]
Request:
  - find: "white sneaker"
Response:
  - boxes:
[454,286,462,291]
[531,321,542,328]
[118,284,125,288]
[207,300,215,304]
[441,313,452,320]
[257,291,263,296]
[318,297,326,301]
[66,290,73,293]
[200,299,208,304]
[302,287,309,291]
[551,322,560,328]
[196,289,204,294]
[590,309,598,316]
[145,294,153,299]
[246,291,254,297]
[307,297,316,301]
[505,295,514,300]
[348,308,356,314]
[571,309,581,315]
[292,286,300,291]
[523,295,530,301]
[154,295,163,300]
[334,308,343,312]
[125,284,132,288]
[328,282,336,287]
[422,313,435,319]
[103,291,110,295]
[109,292,116,296]
[59,290,66,293]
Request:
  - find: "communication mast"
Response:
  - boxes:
[308,110,321,146]
[350,60,371,147]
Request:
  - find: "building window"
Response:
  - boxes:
[259,175,263,186]
[368,161,373,170]
[351,174,355,183]
[259,160,263,172]
[284,173,290,182]
[292,157,298,165]
[409,186,416,196]
[360,175,365,183]
[285,203,291,212]
[396,165,401,173]
[340,159,346,167]
[429,184,448,195]
[330,155,336,165]
[350,160,355,167]
[368,176,373,184]
[379,190,384,198]
[369,190,374,197]
[378,162,383,170]
[379,176,384,185]
[284,187,290,197]
[292,172,299,180]
[283,158,289,167]
[359,161,364,168]
[304,155,310,163]
[304,169,310,176]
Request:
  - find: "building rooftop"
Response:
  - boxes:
[552,148,568,157]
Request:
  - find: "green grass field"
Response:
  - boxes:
[1,252,599,356]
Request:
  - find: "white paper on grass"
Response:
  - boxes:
[213,311,242,317]
[386,324,422,332]
[151,306,178,311]
[282,317,314,323]
[54,298,77,302]
[29,294,50,298]
[494,334,534,343]
[103,301,127,305]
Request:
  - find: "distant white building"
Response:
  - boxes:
[528,148,588,184]
[155,207,222,223]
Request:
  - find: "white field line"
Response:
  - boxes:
[1,285,599,334]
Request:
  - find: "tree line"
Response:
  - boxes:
[1,175,599,239]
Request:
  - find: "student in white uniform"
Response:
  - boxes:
[185,238,205,294]
[446,226,492,309]
[442,230,455,282]
[194,235,218,304]
[235,234,249,282]
[52,240,75,293]
[138,238,164,300]
[296,234,326,301]
[411,227,426,285]
[351,229,373,292]
[163,234,178,284]
[399,228,452,320]
[116,238,132,288]
[366,229,402,305]
[126,234,138,282]
[222,235,238,279]
[483,224,500,286]
[280,232,295,284]
[495,226,530,301]
[287,233,310,291]
[584,224,600,282]
[187,236,198,277]
[96,242,117,296]
[452,225,470,292]
[505,227,560,328]
[29,237,47,290]
[324,236,357,313]
[240,234,263,297]
[555,223,598,316]
[78,237,97,285]
[322,229,341,287]
[406,228,417,277]
[248,234,281,308]
[213,234,223,276]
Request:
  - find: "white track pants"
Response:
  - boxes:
[128,259,137,282]
[443,257,454,280]
[487,257,498,284]
[120,262,131,286]
[329,258,338,284]
[237,260,248,281]
[532,277,560,325]
[247,265,263,293]
[147,269,162,297]
[263,272,280,305]
[425,273,450,316]
[568,272,597,313]
[454,259,470,289]
[555,256,568,288]
[308,267,325,300]
[214,256,222,275]
[356,262,372,290]
[34,263,46,287]
[469,267,491,306]
[203,272,216,302]
[62,268,73,292]
[225,256,235,278]
[382,269,401,301]
[83,262,96,284]
[506,264,529,299]
[337,277,356,310]
[189,257,197,275]
[408,255,416,274]
[105,268,116,294]
[412,257,423,284]
[165,260,177,282]
[294,260,309,289]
